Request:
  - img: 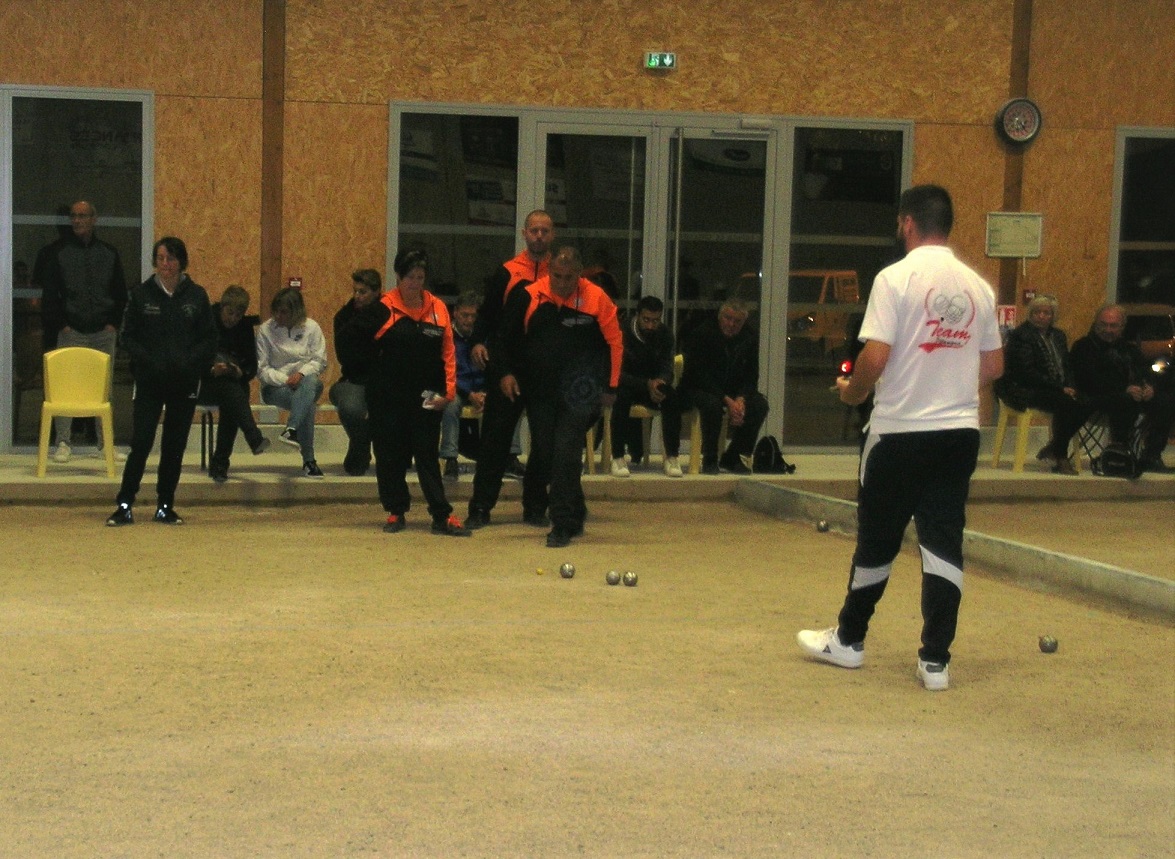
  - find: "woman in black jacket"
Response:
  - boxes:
[993,294,1088,474]
[106,236,215,525]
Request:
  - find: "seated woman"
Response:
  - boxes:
[200,285,271,483]
[993,294,1089,474]
[256,286,328,478]
[330,269,383,476]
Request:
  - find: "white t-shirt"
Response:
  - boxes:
[859,244,1001,434]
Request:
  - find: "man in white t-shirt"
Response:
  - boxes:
[798,185,1004,691]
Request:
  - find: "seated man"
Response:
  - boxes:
[440,291,487,482]
[680,298,769,474]
[609,295,686,478]
[199,285,271,482]
[993,294,1089,474]
[1070,303,1174,473]
[331,269,382,476]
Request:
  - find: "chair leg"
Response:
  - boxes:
[100,409,116,478]
[584,421,596,475]
[991,404,1010,468]
[36,410,52,478]
[601,406,613,470]
[1011,410,1034,473]
[688,410,702,474]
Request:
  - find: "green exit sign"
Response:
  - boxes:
[644,52,677,70]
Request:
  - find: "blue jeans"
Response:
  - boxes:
[261,373,323,462]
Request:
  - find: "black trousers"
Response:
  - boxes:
[468,384,527,515]
[368,391,451,521]
[200,377,264,471]
[1086,389,1175,458]
[836,428,980,665]
[1018,388,1092,457]
[523,396,596,531]
[117,381,199,509]
[680,388,769,464]
[609,385,685,459]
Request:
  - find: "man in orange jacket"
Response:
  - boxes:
[495,246,623,548]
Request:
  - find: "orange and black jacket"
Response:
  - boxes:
[497,275,623,402]
[473,250,550,350]
[341,288,456,402]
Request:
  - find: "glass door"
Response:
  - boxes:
[537,128,649,310]
[3,88,152,451]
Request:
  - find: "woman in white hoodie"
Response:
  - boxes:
[256,286,328,477]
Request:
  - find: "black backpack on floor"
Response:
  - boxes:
[1092,442,1139,479]
[752,435,796,474]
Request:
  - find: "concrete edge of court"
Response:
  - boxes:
[734,479,1175,621]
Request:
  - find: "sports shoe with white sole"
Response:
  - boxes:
[663,456,683,478]
[610,457,631,478]
[797,627,864,669]
[53,442,72,463]
[917,659,950,691]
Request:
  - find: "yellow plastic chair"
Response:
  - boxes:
[37,347,116,478]
[986,399,1076,474]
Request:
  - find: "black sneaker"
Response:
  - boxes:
[105,503,133,527]
[278,427,300,449]
[701,458,720,476]
[465,508,491,529]
[251,437,272,455]
[153,505,184,525]
[383,513,405,533]
[522,510,550,528]
[443,457,459,483]
[504,455,526,480]
[302,460,324,478]
[343,458,370,477]
[545,527,572,549]
[432,515,471,537]
[719,453,751,475]
[209,466,229,484]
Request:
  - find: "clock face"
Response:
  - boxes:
[998,98,1042,144]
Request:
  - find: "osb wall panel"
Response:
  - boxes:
[281,101,390,379]
[910,124,1007,287]
[0,0,262,99]
[286,0,1011,123]
[1021,129,1118,339]
[154,96,263,308]
[1031,0,1175,129]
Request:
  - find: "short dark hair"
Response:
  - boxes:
[898,184,953,238]
[220,284,249,313]
[637,295,664,314]
[550,245,583,270]
[455,290,482,310]
[153,236,189,271]
[352,269,382,292]
[393,248,428,279]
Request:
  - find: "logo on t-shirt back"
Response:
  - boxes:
[920,288,975,352]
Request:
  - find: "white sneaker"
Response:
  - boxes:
[610,457,631,478]
[797,627,864,669]
[917,659,950,691]
[52,442,72,463]
[663,455,684,478]
[94,447,128,463]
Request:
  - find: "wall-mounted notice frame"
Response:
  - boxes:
[985,212,1043,258]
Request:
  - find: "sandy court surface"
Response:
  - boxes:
[1,500,1171,857]
[965,499,1173,581]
